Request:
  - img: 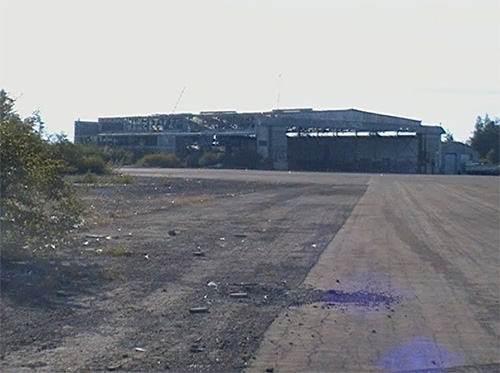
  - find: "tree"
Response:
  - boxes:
[468,114,499,164]
[0,90,83,254]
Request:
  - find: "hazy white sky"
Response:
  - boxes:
[1,0,499,141]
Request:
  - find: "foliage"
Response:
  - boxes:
[183,151,202,168]
[198,151,224,167]
[133,148,261,169]
[50,137,123,175]
[135,152,181,168]
[78,154,111,175]
[73,170,99,184]
[0,90,84,253]
[468,114,500,164]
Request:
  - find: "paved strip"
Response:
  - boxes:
[247,174,499,372]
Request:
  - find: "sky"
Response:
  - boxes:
[1,0,499,142]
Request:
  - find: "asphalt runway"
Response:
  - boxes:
[122,168,499,372]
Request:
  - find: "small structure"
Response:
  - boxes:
[441,142,478,174]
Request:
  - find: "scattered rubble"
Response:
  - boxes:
[189,307,209,314]
[229,292,248,298]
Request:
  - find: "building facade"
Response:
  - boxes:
[75,108,445,173]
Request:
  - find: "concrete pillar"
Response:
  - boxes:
[256,118,288,170]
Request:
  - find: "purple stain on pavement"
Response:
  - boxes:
[334,270,412,298]
[317,289,397,307]
[375,337,464,372]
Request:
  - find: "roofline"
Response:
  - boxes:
[88,108,425,124]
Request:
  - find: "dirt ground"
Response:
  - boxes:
[1,175,366,372]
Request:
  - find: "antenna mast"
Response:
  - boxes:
[171,87,186,114]
[276,73,282,110]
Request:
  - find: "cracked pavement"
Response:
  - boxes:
[244,173,499,373]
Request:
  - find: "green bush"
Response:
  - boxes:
[135,153,181,168]
[72,170,99,184]
[0,90,84,253]
[198,151,224,167]
[183,151,202,168]
[77,154,111,175]
[50,138,114,175]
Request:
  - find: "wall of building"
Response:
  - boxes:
[441,142,478,174]
[75,109,444,173]
[74,120,99,143]
[256,120,288,170]
[288,135,420,173]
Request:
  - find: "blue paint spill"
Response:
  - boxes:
[375,337,464,372]
[316,289,397,307]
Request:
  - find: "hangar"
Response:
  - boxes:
[74,108,444,174]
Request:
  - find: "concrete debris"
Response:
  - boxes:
[189,307,209,314]
[231,282,258,287]
[107,360,126,371]
[86,234,108,239]
[229,292,248,298]
[189,346,205,353]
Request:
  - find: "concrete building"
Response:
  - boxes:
[75,108,444,173]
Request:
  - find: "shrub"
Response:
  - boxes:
[0,90,84,254]
[51,138,115,175]
[76,170,99,184]
[183,151,202,168]
[77,154,111,175]
[135,153,181,168]
[198,151,224,167]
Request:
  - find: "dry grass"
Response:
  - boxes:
[101,266,125,281]
[105,244,132,256]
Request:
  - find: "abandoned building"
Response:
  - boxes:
[74,108,445,173]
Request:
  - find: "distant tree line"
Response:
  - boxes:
[468,114,499,164]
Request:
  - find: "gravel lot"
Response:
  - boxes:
[2,170,498,372]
